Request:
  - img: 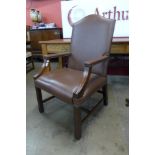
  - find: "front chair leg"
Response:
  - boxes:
[102,84,108,106]
[74,106,81,140]
[35,87,44,113]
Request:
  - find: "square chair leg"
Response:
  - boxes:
[35,87,44,113]
[74,106,81,140]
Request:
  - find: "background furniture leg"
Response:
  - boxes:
[31,56,35,69]
[102,84,108,106]
[125,98,129,107]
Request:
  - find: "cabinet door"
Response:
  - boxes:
[30,30,42,50]
[30,28,62,53]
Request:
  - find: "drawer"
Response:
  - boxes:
[47,44,70,53]
[111,44,129,54]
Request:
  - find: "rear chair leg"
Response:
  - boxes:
[74,106,81,140]
[35,87,44,113]
[102,84,108,106]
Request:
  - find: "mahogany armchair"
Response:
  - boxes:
[33,14,115,140]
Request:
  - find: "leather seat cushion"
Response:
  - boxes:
[35,68,106,104]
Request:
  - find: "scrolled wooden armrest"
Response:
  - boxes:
[73,55,109,98]
[43,52,71,60]
[73,66,92,98]
[33,59,50,80]
[84,55,109,67]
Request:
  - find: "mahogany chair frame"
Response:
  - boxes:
[34,52,108,140]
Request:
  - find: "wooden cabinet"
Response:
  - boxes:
[29,28,62,56]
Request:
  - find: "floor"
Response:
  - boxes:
[26,62,129,155]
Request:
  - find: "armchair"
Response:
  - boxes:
[33,14,115,140]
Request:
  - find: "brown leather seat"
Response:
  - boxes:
[35,68,106,104]
[33,14,115,140]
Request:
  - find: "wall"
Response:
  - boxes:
[26,0,62,28]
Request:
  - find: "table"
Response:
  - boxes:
[39,38,129,68]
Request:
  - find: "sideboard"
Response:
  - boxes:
[29,28,62,56]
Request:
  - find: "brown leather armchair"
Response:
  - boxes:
[33,14,115,140]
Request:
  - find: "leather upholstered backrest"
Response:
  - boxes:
[68,14,115,75]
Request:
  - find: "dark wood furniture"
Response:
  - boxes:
[26,26,35,72]
[26,51,35,73]
[29,28,62,57]
[34,15,115,140]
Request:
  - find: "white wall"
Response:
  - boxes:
[61,0,129,38]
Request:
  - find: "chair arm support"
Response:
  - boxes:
[84,55,109,67]
[73,66,92,98]
[33,59,50,80]
[34,52,71,80]
[73,55,109,98]
[43,52,71,60]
